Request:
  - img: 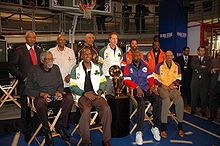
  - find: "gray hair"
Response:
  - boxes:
[25,31,36,38]
[40,51,52,62]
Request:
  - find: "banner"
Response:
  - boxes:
[159,0,187,55]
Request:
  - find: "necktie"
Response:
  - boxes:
[200,57,203,64]
[29,47,37,65]
[184,56,188,63]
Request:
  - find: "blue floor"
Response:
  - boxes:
[0,113,219,146]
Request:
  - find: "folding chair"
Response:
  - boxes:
[0,79,20,109]
[71,102,103,146]
[129,89,154,134]
[27,96,63,146]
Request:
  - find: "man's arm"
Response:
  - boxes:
[24,67,40,97]
[69,65,85,96]
[8,47,24,80]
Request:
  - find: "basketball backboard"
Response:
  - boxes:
[49,0,112,15]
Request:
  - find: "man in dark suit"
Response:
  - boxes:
[209,52,220,121]
[174,47,192,105]
[9,31,42,142]
[190,46,211,117]
[135,0,150,33]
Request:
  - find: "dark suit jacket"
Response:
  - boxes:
[174,55,192,81]
[135,4,149,17]
[9,44,42,81]
[191,56,211,82]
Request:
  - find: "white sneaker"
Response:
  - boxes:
[136,131,143,145]
[151,127,161,141]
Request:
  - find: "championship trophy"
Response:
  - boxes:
[109,65,127,98]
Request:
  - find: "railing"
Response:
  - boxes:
[0,2,159,36]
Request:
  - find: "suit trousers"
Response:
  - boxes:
[191,78,209,112]
[158,87,184,123]
[78,96,112,144]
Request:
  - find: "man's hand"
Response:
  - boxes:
[168,83,178,90]
[150,86,159,95]
[40,92,51,102]
[64,74,71,83]
[161,84,170,91]
[84,91,97,101]
[55,91,63,101]
[136,86,144,97]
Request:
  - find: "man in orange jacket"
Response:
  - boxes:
[145,41,165,72]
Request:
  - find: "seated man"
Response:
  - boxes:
[153,50,184,138]
[24,51,73,146]
[123,50,162,144]
[70,48,112,146]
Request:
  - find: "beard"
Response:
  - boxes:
[46,61,53,68]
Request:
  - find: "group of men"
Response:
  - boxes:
[8,30,220,146]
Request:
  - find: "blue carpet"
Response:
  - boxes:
[0,113,220,146]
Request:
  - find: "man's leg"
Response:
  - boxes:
[158,87,171,138]
[78,96,92,144]
[92,97,112,143]
[34,97,54,145]
[146,92,162,128]
[170,89,184,137]
[170,89,184,123]
[200,79,209,116]
[60,93,74,128]
[191,81,200,113]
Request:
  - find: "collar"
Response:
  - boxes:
[26,44,34,51]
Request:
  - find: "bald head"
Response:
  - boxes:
[165,50,174,63]
[84,33,95,46]
[132,50,142,64]
[57,34,66,49]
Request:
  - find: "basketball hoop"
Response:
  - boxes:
[79,0,96,19]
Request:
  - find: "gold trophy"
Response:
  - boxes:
[109,65,127,98]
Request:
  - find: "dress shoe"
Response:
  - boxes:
[160,131,167,138]
[102,141,111,146]
[178,130,185,137]
[45,132,54,146]
[57,128,70,142]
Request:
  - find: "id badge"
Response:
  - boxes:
[184,65,187,69]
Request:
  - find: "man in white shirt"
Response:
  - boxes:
[49,34,76,93]
[98,32,123,95]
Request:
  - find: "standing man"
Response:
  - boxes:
[49,34,76,93]
[122,1,132,33]
[99,32,123,96]
[123,50,161,144]
[9,31,42,142]
[121,39,144,70]
[191,46,211,117]
[77,33,99,64]
[145,41,165,72]
[174,47,192,105]
[135,0,149,33]
[24,51,73,146]
[70,48,112,146]
[209,52,220,121]
[154,51,184,138]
